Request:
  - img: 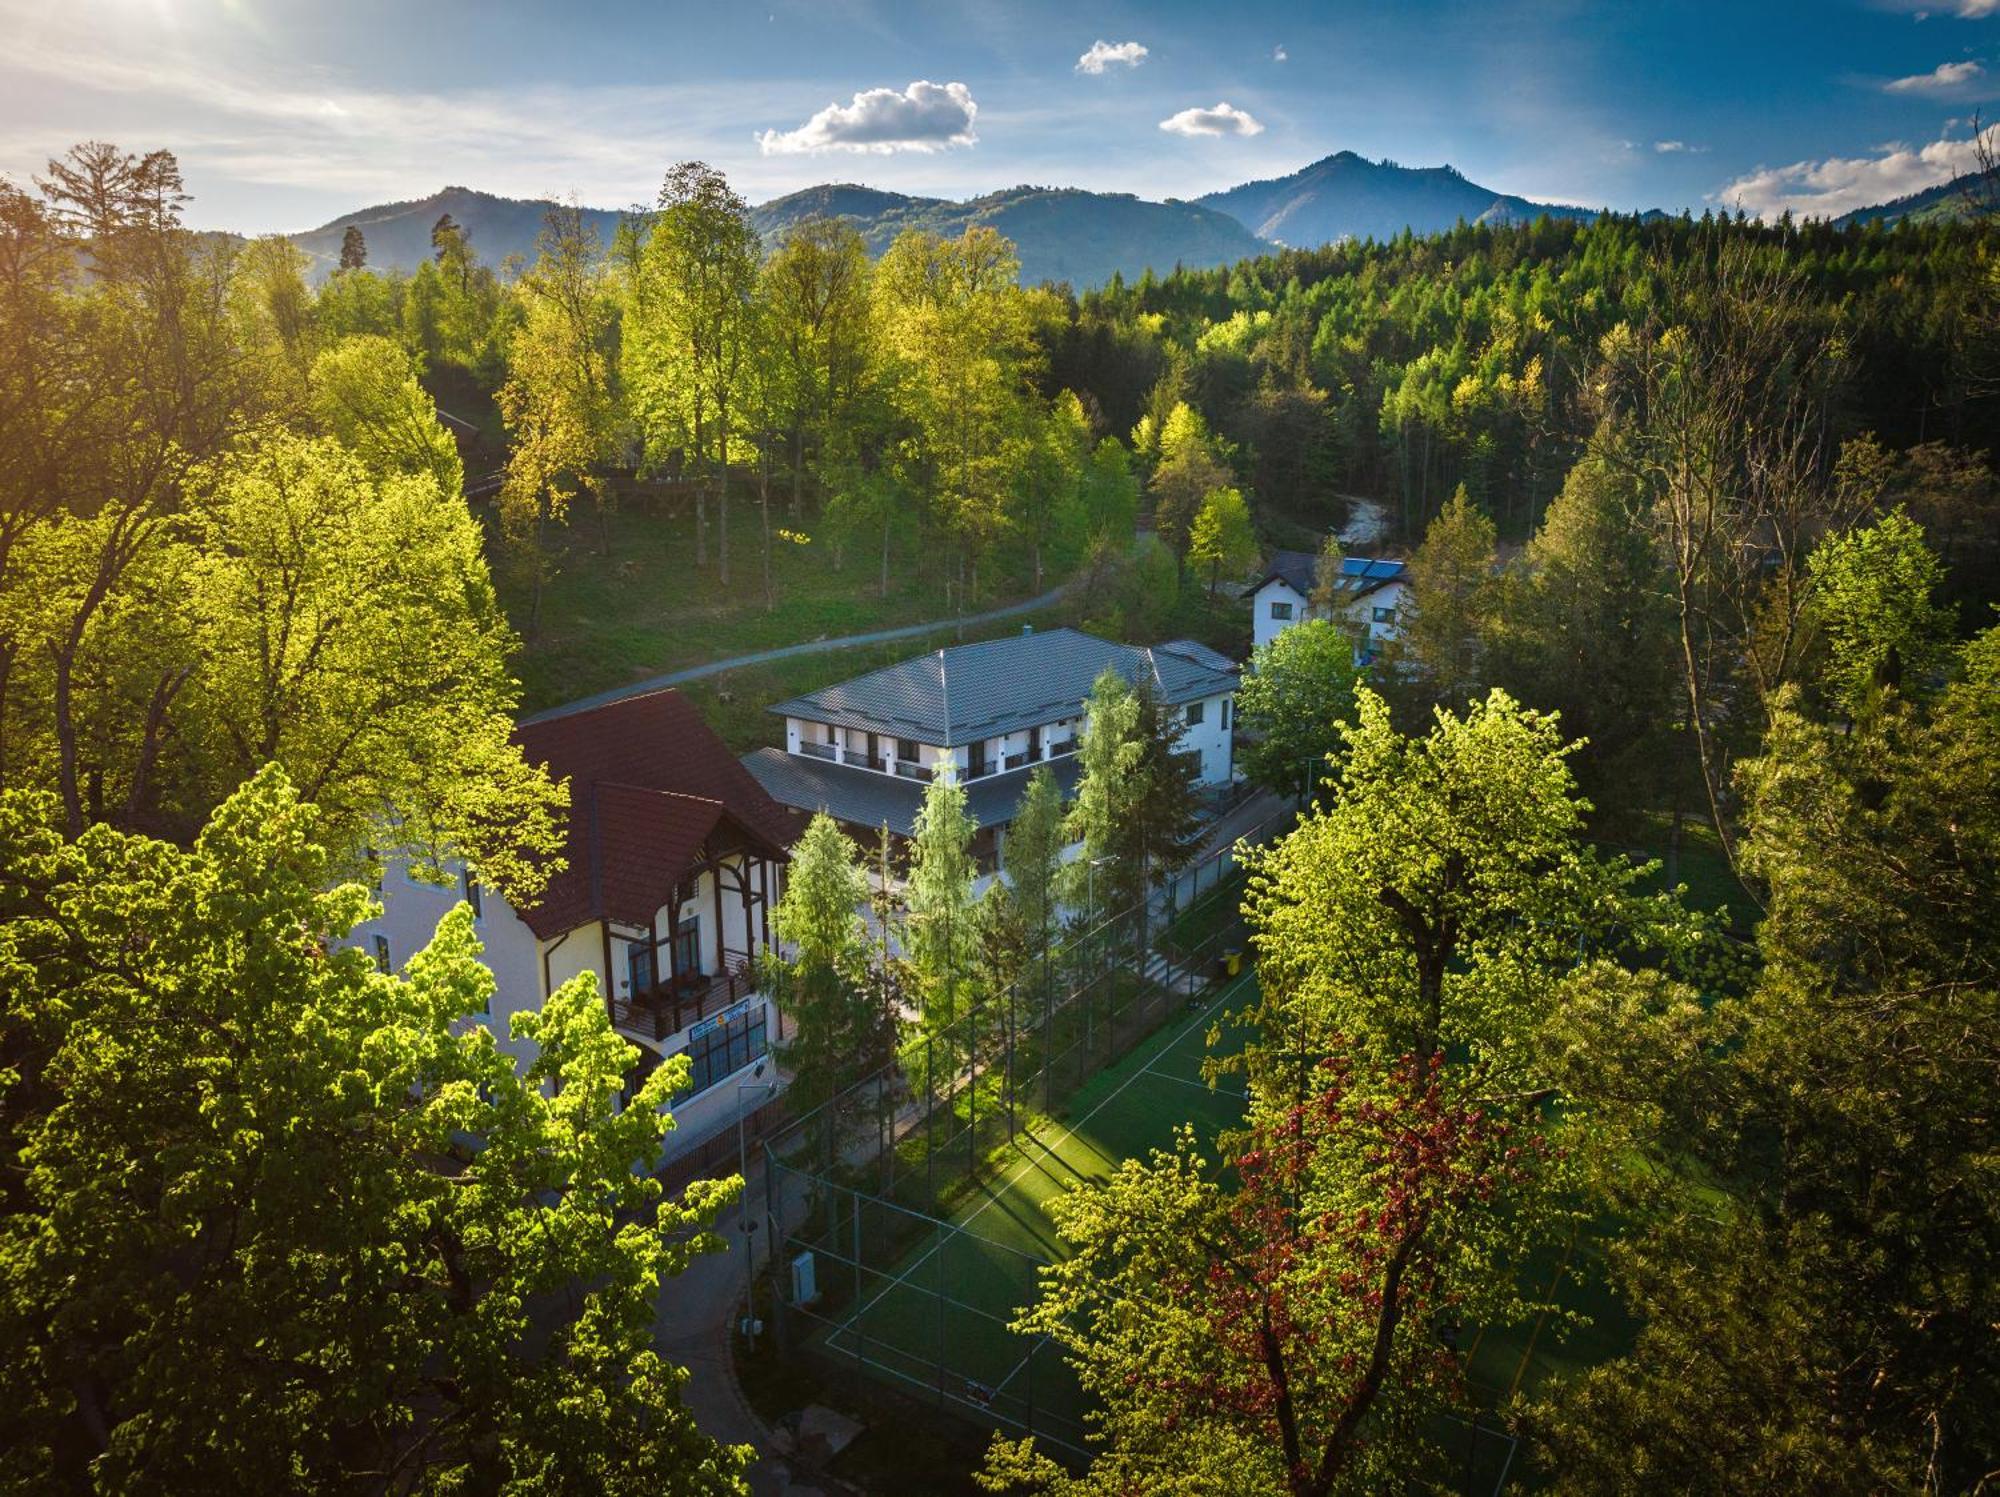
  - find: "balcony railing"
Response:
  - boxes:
[612,957,760,1043]
[798,740,837,762]
[1003,750,1031,771]
[1047,737,1076,757]
[964,760,993,781]
[893,759,931,782]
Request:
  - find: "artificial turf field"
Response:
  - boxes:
[800,967,1626,1487]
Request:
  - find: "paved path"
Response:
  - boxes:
[521,581,1073,726]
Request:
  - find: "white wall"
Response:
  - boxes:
[348,854,782,1165]
[1252,579,1309,652]
[1179,691,1236,786]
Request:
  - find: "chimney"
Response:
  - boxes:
[1021,624,1033,636]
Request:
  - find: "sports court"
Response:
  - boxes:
[786,962,1611,1488]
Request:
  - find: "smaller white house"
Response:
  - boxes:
[346,689,799,1165]
[1247,550,1409,661]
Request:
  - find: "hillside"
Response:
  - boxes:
[291,186,625,280]
[1197,150,1614,246]
[1832,173,1991,228]
[748,183,1266,286]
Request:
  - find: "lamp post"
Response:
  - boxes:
[736,1061,780,1352]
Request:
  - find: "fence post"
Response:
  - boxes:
[925,1030,937,1219]
[852,1186,864,1370]
[935,1220,948,1407]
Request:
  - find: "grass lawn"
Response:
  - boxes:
[1608,811,1757,935]
[493,500,1057,716]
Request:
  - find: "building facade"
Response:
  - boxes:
[349,689,798,1163]
[742,626,1239,878]
[1248,551,1409,659]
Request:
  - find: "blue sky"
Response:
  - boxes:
[2,0,1997,232]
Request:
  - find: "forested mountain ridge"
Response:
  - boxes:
[1194,150,1637,245]
[748,182,1268,288]
[291,185,625,279]
[287,181,1265,287]
[1832,173,1987,228]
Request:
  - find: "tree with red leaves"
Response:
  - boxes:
[984,1049,1556,1495]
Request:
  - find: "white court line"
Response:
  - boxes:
[842,969,1260,1330]
[1136,1064,1250,1102]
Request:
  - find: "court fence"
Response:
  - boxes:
[757,811,1283,1461]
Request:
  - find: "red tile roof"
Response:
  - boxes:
[513,690,799,941]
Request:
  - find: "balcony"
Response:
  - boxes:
[1046,737,1076,757]
[613,957,760,1043]
[893,759,931,782]
[798,740,838,762]
[964,760,994,781]
[1003,750,1031,771]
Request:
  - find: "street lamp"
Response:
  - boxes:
[736,1060,780,1351]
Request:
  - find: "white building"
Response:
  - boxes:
[741,626,1239,878]
[1247,551,1409,661]
[349,689,797,1163]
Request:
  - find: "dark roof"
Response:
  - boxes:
[741,748,1085,840]
[513,690,800,940]
[769,627,1238,746]
[1248,550,1407,602]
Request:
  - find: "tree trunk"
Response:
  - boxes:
[717,396,731,588]
[758,447,774,613]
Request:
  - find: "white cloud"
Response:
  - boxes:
[1952,0,1999,15]
[755,80,978,155]
[1654,139,1691,152]
[1076,39,1148,74]
[1158,101,1264,139]
[1884,58,1987,91]
[1273,44,1289,62]
[1713,122,1999,219]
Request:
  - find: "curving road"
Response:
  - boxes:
[519,580,1073,726]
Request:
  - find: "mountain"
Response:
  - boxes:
[747,183,1267,287]
[1196,150,1612,246]
[290,181,1265,290]
[291,186,625,281]
[1832,174,1989,229]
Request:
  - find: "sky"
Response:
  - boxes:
[3,0,1998,233]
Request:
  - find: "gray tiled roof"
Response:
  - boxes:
[742,747,1085,839]
[768,627,1238,746]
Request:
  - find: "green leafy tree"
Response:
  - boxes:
[1060,668,1148,927]
[1485,448,1677,819]
[771,813,893,1138]
[760,216,873,520]
[627,162,761,582]
[1804,507,1956,719]
[1236,617,1365,803]
[1188,484,1258,604]
[1148,402,1233,579]
[498,201,623,626]
[904,764,980,1041]
[1004,765,1067,1013]
[1389,483,1497,720]
[309,333,465,495]
[1526,632,2000,1493]
[0,768,747,1494]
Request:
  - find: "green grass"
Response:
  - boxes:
[494,502,1057,716]
[1607,811,1756,934]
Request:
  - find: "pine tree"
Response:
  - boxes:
[338,223,366,271]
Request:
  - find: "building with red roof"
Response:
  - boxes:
[348,689,798,1161]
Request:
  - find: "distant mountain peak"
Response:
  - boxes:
[1197,153,1608,245]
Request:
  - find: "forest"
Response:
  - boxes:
[0,138,1995,1493]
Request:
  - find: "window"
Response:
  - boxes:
[463,869,482,919]
[1269,600,1294,621]
[1185,700,1205,727]
[373,935,391,973]
[1372,606,1395,624]
[628,942,656,996]
[897,738,920,764]
[672,917,701,980]
[1221,697,1232,730]
[673,1001,769,1101]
